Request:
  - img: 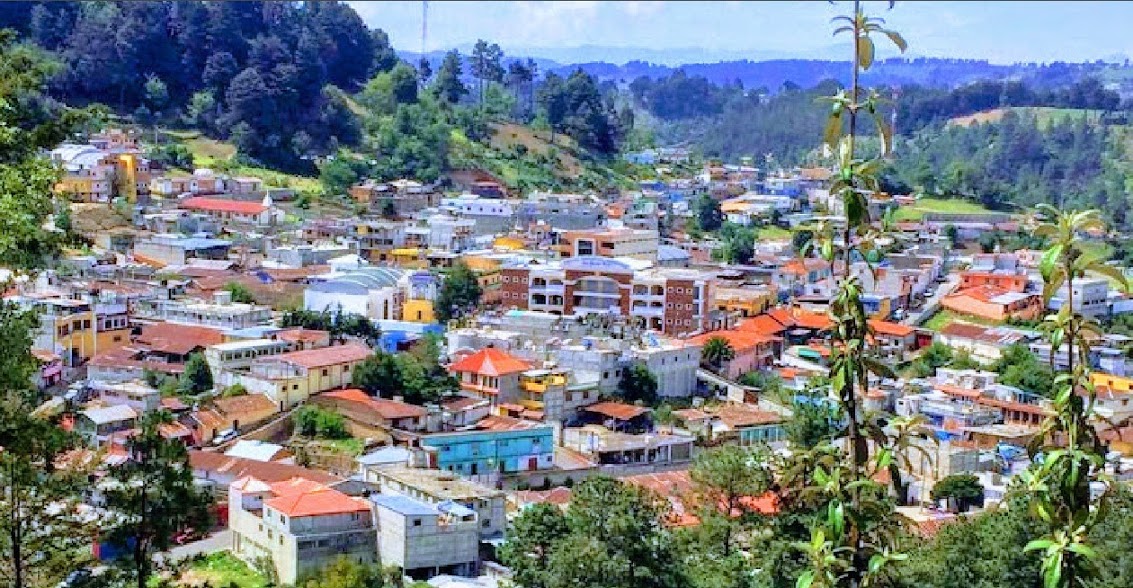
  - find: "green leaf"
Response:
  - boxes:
[883,29,908,52]
[1040,244,1063,282]
[797,570,816,588]
[823,111,843,148]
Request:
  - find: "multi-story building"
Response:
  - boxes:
[500,257,712,336]
[148,168,224,197]
[371,494,479,579]
[229,476,377,585]
[517,368,601,421]
[349,179,441,216]
[137,291,272,330]
[557,227,659,261]
[515,194,606,231]
[233,342,373,409]
[1049,277,1111,318]
[14,294,131,367]
[355,220,407,264]
[448,347,532,407]
[440,194,516,236]
[629,336,702,398]
[363,466,507,538]
[51,132,152,202]
[419,415,555,476]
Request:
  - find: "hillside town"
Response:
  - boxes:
[16,121,1133,587]
[8,1,1133,588]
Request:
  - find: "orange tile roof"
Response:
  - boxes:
[738,314,789,336]
[686,330,781,353]
[584,401,650,421]
[189,450,342,486]
[264,477,371,518]
[623,469,778,528]
[211,393,278,418]
[275,342,371,369]
[322,388,428,420]
[448,347,531,376]
[868,319,914,338]
[180,197,267,215]
[712,404,781,428]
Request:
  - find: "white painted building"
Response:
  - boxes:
[228,476,377,585]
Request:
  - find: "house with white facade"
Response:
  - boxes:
[228,476,377,585]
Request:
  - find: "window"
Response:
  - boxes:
[322,369,329,376]
[482,519,491,528]
[413,518,422,527]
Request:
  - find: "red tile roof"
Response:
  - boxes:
[180,197,267,215]
[137,323,225,355]
[189,450,342,486]
[275,342,371,369]
[712,404,781,428]
[473,414,544,432]
[623,469,778,528]
[322,388,427,420]
[584,401,649,421]
[448,347,531,377]
[513,487,573,508]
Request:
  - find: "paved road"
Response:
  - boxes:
[165,529,231,562]
[903,275,960,327]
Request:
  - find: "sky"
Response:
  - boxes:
[346,1,1133,65]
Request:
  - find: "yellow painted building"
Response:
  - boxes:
[402,299,435,323]
[713,286,777,318]
[1093,372,1133,393]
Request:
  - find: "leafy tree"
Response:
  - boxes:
[143,74,168,113]
[202,51,239,95]
[991,343,1054,397]
[435,262,482,323]
[930,474,985,512]
[320,152,368,196]
[431,50,468,105]
[293,405,349,440]
[0,302,91,588]
[700,336,736,371]
[178,352,214,396]
[690,446,774,556]
[104,411,211,588]
[1018,205,1128,588]
[695,195,723,232]
[509,476,682,588]
[470,39,505,107]
[784,387,845,449]
[0,32,78,269]
[908,341,957,378]
[791,5,912,588]
[617,363,659,405]
[499,503,570,588]
[223,281,256,304]
[351,353,402,398]
[146,144,194,170]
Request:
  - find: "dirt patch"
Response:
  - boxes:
[70,203,132,239]
[947,108,1008,127]
[488,122,583,175]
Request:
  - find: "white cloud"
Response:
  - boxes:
[510,1,601,45]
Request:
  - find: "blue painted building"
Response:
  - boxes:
[421,416,555,476]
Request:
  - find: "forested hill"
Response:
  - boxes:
[1,2,635,191]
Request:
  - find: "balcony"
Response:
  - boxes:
[530,284,566,295]
[630,305,664,317]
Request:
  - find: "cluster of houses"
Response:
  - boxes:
[23,129,1133,585]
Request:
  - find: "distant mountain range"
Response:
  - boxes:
[401,45,1115,91]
